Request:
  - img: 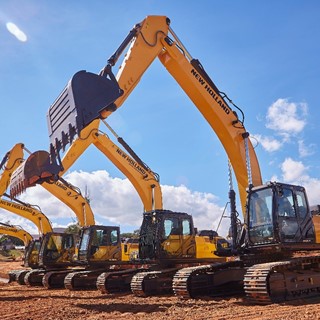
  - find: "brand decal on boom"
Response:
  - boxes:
[116,148,147,176]
[191,69,230,115]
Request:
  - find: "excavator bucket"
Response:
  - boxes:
[47,69,123,154]
[9,150,61,198]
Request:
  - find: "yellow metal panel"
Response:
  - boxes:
[312,215,320,244]
[0,143,24,195]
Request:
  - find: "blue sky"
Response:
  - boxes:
[0,1,320,237]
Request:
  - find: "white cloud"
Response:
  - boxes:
[66,170,229,236]
[0,214,39,236]
[161,185,227,234]
[0,170,230,238]
[301,177,320,206]
[280,158,320,205]
[280,158,308,182]
[253,134,282,152]
[252,98,309,154]
[5,163,320,240]
[18,186,79,221]
[63,170,145,225]
[298,140,316,158]
[266,98,307,134]
[6,22,27,42]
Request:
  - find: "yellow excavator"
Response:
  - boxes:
[29,15,320,302]
[9,120,229,293]
[9,16,234,296]
[0,196,53,282]
[0,144,79,286]
[0,222,33,282]
[1,146,94,288]
[0,143,56,283]
[8,119,162,290]
[63,121,228,292]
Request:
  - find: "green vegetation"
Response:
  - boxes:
[64,223,81,234]
[0,248,24,261]
[64,224,140,240]
[0,235,24,246]
[121,229,140,239]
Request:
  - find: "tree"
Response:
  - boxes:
[120,229,140,239]
[64,223,81,234]
[0,235,23,246]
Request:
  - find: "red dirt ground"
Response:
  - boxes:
[0,260,319,320]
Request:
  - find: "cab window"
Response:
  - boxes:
[278,188,295,217]
[296,190,307,218]
[110,229,118,245]
[164,217,180,237]
[182,219,192,235]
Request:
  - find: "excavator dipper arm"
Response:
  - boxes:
[10,119,162,213]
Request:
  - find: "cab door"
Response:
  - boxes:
[276,187,315,243]
[160,216,195,259]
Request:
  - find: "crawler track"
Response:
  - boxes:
[42,270,73,289]
[131,268,178,297]
[96,268,143,294]
[173,261,245,299]
[8,269,28,284]
[24,269,46,286]
[64,269,106,290]
[244,256,320,304]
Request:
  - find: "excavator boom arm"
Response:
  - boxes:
[0,197,53,235]
[40,179,95,227]
[25,16,260,217]
[108,16,262,214]
[11,118,162,213]
[60,118,162,211]
[96,16,262,214]
[0,223,33,246]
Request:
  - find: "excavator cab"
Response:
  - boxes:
[9,150,61,198]
[24,239,41,268]
[38,232,78,268]
[246,182,316,250]
[77,225,121,266]
[47,69,123,155]
[139,210,196,263]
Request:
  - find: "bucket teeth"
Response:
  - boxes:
[47,69,123,155]
[9,150,61,198]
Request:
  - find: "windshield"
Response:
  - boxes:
[248,188,274,245]
[79,229,90,252]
